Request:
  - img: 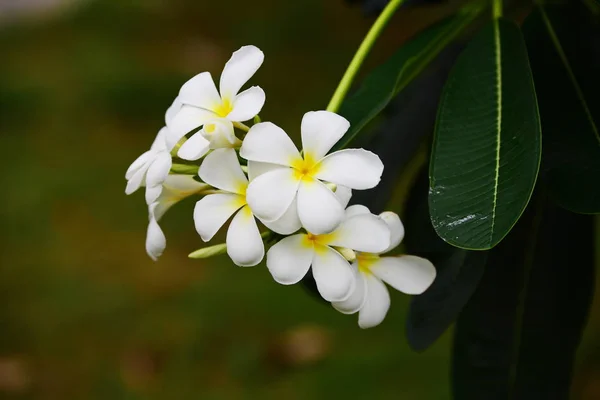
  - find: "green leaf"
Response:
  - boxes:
[429,19,541,250]
[333,6,483,151]
[452,193,594,398]
[523,5,600,214]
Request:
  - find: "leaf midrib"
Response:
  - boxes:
[490,19,502,246]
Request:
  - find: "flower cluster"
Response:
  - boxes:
[125,45,436,328]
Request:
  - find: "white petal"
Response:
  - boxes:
[219,45,264,99]
[145,152,172,188]
[198,148,248,195]
[312,245,355,302]
[125,166,148,195]
[178,72,222,110]
[202,119,239,149]
[167,105,215,149]
[344,204,371,218]
[379,212,405,253]
[297,179,344,234]
[266,234,314,285]
[162,174,207,192]
[227,86,265,122]
[125,151,152,180]
[146,204,166,261]
[334,185,352,208]
[327,213,390,253]
[151,127,169,152]
[358,274,390,329]
[165,97,182,127]
[247,161,286,181]
[245,168,299,221]
[226,206,264,267]
[193,193,245,241]
[369,255,436,295]
[332,263,367,314]
[315,149,384,190]
[145,184,163,205]
[300,111,350,160]
[260,197,301,235]
[177,132,210,161]
[240,122,301,167]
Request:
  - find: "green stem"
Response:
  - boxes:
[326,0,405,113]
[233,121,250,132]
[493,0,503,18]
[170,163,199,175]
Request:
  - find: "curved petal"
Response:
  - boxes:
[260,197,301,235]
[178,72,221,110]
[369,255,436,295]
[167,105,215,150]
[332,263,367,314]
[219,45,264,99]
[125,150,152,180]
[358,274,390,329]
[177,132,210,161]
[162,174,207,193]
[344,204,370,219]
[145,152,172,188]
[125,166,148,195]
[240,122,300,167]
[226,206,264,267]
[247,161,286,181]
[245,168,299,222]
[145,184,163,205]
[266,234,314,285]
[227,86,265,122]
[327,213,390,253]
[297,179,344,234]
[165,97,182,127]
[202,119,239,149]
[379,212,405,253]
[300,111,350,160]
[193,193,245,241]
[312,245,355,302]
[146,204,166,261]
[334,185,352,208]
[314,149,383,190]
[199,148,248,194]
[151,127,169,152]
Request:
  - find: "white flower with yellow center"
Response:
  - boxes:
[193,148,297,267]
[332,207,436,329]
[167,45,266,156]
[146,175,208,261]
[125,126,173,205]
[266,205,391,302]
[240,111,384,235]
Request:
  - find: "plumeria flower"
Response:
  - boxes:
[240,111,384,235]
[332,207,436,329]
[125,126,173,205]
[146,175,208,261]
[266,205,391,302]
[167,45,266,156]
[193,148,298,267]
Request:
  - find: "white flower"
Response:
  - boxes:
[240,111,384,235]
[167,45,266,157]
[125,127,173,205]
[332,207,436,329]
[266,205,391,302]
[193,148,297,267]
[146,175,208,261]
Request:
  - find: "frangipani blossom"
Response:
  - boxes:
[266,205,391,302]
[240,111,384,234]
[193,148,298,267]
[332,207,436,329]
[125,126,173,205]
[167,45,266,156]
[146,175,208,261]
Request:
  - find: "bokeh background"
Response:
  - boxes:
[1,0,599,398]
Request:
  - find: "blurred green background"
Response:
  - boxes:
[0,0,599,398]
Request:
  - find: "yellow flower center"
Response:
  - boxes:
[290,153,322,181]
[204,123,217,134]
[356,253,380,275]
[214,98,233,117]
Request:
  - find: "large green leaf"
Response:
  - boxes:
[523,5,600,214]
[333,5,483,151]
[429,19,541,250]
